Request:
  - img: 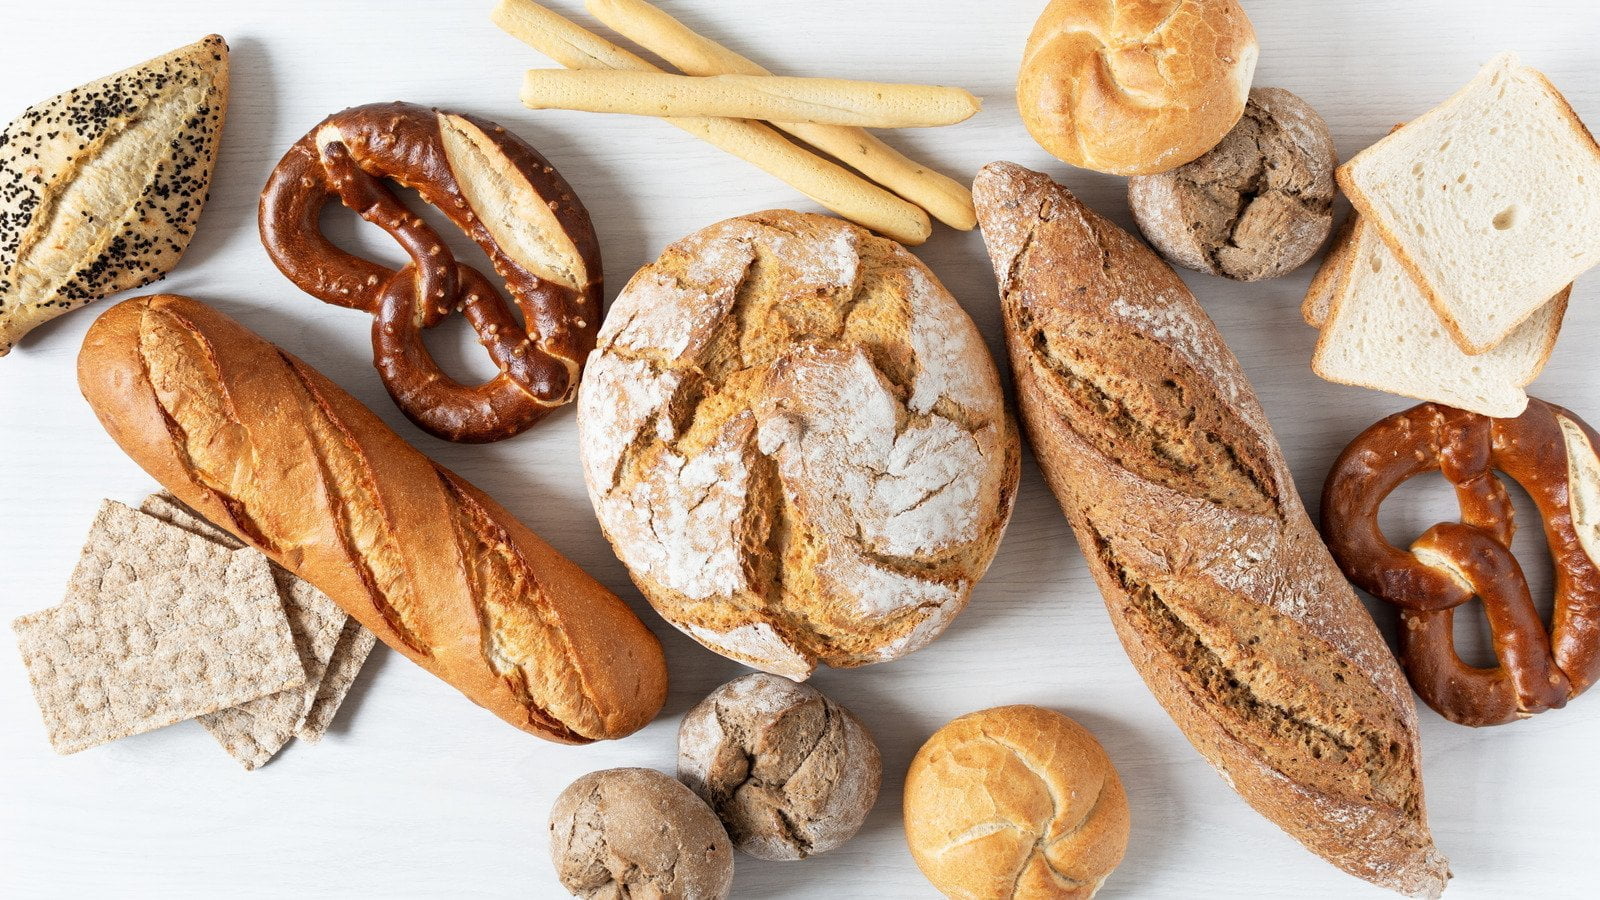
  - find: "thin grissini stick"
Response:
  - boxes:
[491,0,931,245]
[520,69,981,128]
[585,0,977,231]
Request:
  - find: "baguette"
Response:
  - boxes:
[519,69,980,128]
[76,294,668,744]
[584,0,977,230]
[974,161,1449,898]
[491,0,932,245]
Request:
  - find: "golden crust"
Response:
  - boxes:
[77,295,668,743]
[1018,0,1258,176]
[904,705,1130,899]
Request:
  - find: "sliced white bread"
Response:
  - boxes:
[1312,215,1568,418]
[1337,52,1600,354]
[1302,215,1356,327]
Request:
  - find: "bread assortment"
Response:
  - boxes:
[76,294,668,744]
[679,674,880,861]
[7,6,1600,898]
[1130,87,1336,281]
[1322,400,1600,726]
[904,706,1129,899]
[975,161,1449,897]
[578,210,1018,679]
[1018,0,1258,175]
[0,35,228,355]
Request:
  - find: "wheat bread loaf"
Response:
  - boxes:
[975,161,1449,898]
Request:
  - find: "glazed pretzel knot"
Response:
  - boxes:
[1321,400,1600,726]
[259,102,601,443]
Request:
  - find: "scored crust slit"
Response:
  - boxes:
[578,211,1019,679]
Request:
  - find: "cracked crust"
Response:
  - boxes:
[1018,0,1258,176]
[975,162,1450,898]
[678,674,881,861]
[550,767,734,899]
[1130,87,1336,281]
[904,705,1129,899]
[577,211,1020,677]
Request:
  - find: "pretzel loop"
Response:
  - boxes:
[1321,400,1600,726]
[259,102,603,443]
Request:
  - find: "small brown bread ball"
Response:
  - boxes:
[549,768,734,899]
[1018,0,1259,175]
[678,674,882,861]
[904,706,1130,899]
[1129,87,1338,281]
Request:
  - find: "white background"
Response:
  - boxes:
[3,1,1599,897]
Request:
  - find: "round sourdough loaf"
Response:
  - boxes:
[1018,0,1258,176]
[904,706,1130,899]
[578,210,1019,679]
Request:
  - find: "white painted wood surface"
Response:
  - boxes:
[3,1,1598,897]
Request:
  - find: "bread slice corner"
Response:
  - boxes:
[1337,51,1600,354]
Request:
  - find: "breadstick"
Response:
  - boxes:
[491,0,931,245]
[585,0,976,231]
[520,69,980,128]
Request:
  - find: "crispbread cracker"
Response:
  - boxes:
[140,492,351,769]
[13,501,304,754]
[297,618,378,742]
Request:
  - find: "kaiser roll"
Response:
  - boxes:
[904,706,1130,899]
[1018,0,1259,175]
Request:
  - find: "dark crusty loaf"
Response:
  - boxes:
[77,294,668,743]
[975,161,1449,897]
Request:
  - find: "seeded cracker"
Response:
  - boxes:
[12,500,303,755]
[140,493,351,768]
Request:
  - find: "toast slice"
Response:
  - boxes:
[1311,215,1567,417]
[1338,52,1600,353]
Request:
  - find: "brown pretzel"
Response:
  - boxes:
[1321,399,1600,726]
[259,102,601,442]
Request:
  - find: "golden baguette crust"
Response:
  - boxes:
[77,294,668,743]
[975,162,1449,898]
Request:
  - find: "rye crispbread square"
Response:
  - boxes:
[12,500,304,755]
[140,492,352,769]
[296,617,378,742]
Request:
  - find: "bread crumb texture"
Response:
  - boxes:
[0,35,227,354]
[579,211,1018,677]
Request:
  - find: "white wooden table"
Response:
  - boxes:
[3,1,1598,897]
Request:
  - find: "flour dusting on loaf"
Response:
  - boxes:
[578,210,1019,677]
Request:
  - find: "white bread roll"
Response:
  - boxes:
[1018,0,1257,176]
[904,705,1130,899]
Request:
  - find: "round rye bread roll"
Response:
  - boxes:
[549,767,734,899]
[1018,0,1258,176]
[1129,87,1337,281]
[678,674,882,860]
[904,706,1130,899]
[578,210,1020,679]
